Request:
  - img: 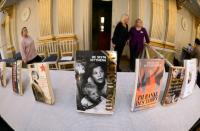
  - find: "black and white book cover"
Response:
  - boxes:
[75,51,117,114]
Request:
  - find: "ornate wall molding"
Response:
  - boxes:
[197,24,200,39]
[165,0,177,45]
[176,0,187,10]
[150,0,165,42]
[55,34,77,41]
[149,41,176,51]
[37,0,53,38]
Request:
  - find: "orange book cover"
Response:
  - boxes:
[131,59,165,111]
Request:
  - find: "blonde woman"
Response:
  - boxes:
[112,14,129,72]
[20,27,42,64]
[129,18,150,71]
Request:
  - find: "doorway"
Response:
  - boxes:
[92,0,112,50]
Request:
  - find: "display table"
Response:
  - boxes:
[0,68,200,131]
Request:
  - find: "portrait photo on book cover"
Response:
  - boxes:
[75,51,117,114]
[31,70,46,102]
[75,61,107,112]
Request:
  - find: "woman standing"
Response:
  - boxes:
[129,19,150,71]
[20,27,41,64]
[112,14,129,72]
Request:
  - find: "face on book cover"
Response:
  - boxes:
[172,68,184,79]
[92,66,105,84]
[84,83,101,103]
[31,71,39,81]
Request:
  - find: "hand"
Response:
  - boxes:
[126,40,129,46]
[112,44,116,48]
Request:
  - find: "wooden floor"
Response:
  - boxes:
[119,56,131,72]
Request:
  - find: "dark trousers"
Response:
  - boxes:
[114,44,125,71]
[27,55,42,64]
[197,71,200,88]
[130,46,140,72]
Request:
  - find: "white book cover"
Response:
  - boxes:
[29,63,55,105]
[181,59,197,98]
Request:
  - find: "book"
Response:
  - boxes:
[0,62,6,87]
[161,66,185,106]
[29,63,55,105]
[131,59,165,111]
[181,59,197,98]
[75,51,117,114]
[12,60,23,95]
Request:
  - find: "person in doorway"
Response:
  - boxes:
[112,14,129,72]
[20,27,42,64]
[129,18,150,71]
[191,38,200,87]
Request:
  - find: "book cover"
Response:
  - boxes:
[161,66,185,106]
[0,62,6,87]
[131,59,165,111]
[29,63,55,105]
[75,51,117,114]
[12,60,23,95]
[181,59,197,98]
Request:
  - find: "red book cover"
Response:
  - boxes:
[131,59,165,111]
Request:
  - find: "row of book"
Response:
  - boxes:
[0,51,198,115]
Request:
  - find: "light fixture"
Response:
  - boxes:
[100,17,105,24]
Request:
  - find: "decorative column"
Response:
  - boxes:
[37,0,53,41]
[197,24,200,39]
[4,8,15,57]
[150,0,165,43]
[196,18,200,39]
[164,0,177,48]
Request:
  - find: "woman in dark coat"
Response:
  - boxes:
[112,14,129,72]
[129,18,150,71]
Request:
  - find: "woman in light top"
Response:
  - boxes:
[20,27,42,64]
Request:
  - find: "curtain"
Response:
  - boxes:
[82,0,92,50]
